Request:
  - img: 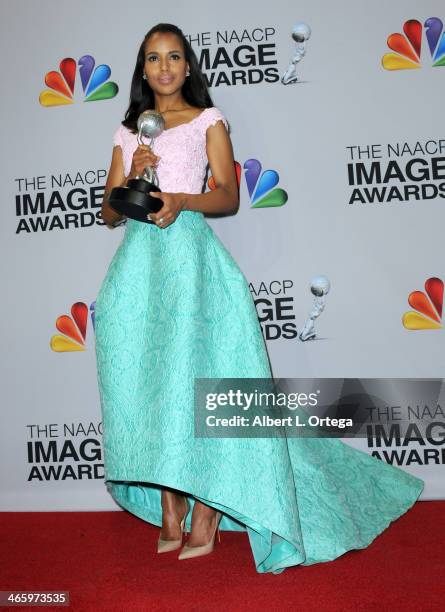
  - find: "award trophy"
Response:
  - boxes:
[281,22,311,85]
[299,276,331,341]
[109,110,165,224]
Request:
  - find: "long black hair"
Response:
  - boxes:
[122,23,213,133]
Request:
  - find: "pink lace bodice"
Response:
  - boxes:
[112,107,228,194]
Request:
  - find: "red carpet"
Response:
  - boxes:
[1,501,443,611]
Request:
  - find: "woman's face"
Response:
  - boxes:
[143,32,189,95]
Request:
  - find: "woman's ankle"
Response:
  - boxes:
[191,501,218,521]
[161,489,187,516]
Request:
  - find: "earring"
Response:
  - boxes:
[186,70,190,77]
[142,74,147,80]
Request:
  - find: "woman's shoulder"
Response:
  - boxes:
[112,123,136,148]
[195,106,229,131]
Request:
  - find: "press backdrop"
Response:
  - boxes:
[1,0,444,510]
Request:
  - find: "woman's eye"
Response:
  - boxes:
[146,54,181,62]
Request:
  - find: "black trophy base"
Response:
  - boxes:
[109,178,162,224]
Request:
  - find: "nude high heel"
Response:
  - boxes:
[178,511,222,560]
[157,499,190,553]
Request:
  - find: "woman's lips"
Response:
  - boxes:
[158,75,174,84]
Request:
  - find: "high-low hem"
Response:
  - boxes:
[105,472,423,575]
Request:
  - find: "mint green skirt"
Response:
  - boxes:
[95,214,424,574]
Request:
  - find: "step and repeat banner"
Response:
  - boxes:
[1,0,444,510]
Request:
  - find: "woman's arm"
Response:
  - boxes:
[101,146,128,227]
[148,120,239,226]
[183,120,239,214]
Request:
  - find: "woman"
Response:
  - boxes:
[95,23,424,573]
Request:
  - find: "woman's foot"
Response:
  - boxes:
[178,503,222,560]
[159,489,188,541]
[186,500,220,547]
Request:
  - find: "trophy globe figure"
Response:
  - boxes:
[281,22,312,85]
[299,275,330,341]
[109,110,165,225]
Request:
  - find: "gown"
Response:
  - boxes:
[94,106,424,574]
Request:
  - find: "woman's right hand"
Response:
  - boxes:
[128,144,160,180]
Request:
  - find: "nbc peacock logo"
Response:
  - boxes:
[402,277,444,330]
[244,159,288,208]
[382,17,445,70]
[50,301,96,352]
[208,159,288,208]
[39,55,118,107]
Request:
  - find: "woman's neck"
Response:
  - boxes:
[154,92,190,114]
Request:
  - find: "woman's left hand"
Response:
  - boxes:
[147,191,186,228]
